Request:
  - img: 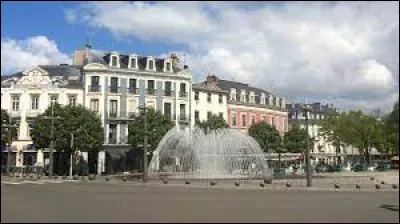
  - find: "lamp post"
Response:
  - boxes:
[139,103,148,183]
[2,115,17,175]
[303,104,312,187]
[43,103,63,178]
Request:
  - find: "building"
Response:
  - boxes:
[191,75,228,126]
[219,78,288,134]
[77,48,192,173]
[1,65,84,170]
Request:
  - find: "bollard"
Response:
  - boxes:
[260,182,265,188]
[185,180,190,185]
[286,182,292,188]
[380,181,385,185]
[234,181,240,187]
[334,183,340,189]
[122,176,128,182]
[62,175,67,180]
[370,177,375,181]
[355,184,361,189]
[73,175,79,180]
[210,181,216,186]
[163,179,168,184]
[375,184,381,189]
[89,174,95,180]
[54,176,58,180]
[392,184,398,189]
[264,179,273,185]
[105,176,110,181]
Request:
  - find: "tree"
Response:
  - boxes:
[375,101,399,156]
[340,110,378,165]
[284,123,313,153]
[1,109,18,149]
[128,108,174,153]
[319,109,347,164]
[248,122,282,153]
[196,114,228,134]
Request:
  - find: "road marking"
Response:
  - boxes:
[2,180,79,185]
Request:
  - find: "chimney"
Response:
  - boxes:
[183,65,189,69]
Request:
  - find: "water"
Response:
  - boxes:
[149,127,272,180]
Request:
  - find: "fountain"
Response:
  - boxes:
[149,127,272,180]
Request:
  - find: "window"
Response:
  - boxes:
[31,95,39,110]
[27,123,34,140]
[109,100,118,117]
[110,77,118,93]
[207,93,212,103]
[108,124,117,144]
[179,83,187,97]
[68,95,77,106]
[90,99,99,112]
[207,111,212,119]
[164,81,172,96]
[148,59,155,70]
[195,111,200,122]
[111,56,118,67]
[219,112,223,118]
[147,80,155,95]
[271,116,275,126]
[164,103,172,118]
[130,58,137,69]
[262,115,266,122]
[232,113,237,126]
[11,95,20,111]
[242,114,247,127]
[230,90,236,101]
[218,94,223,104]
[240,91,246,102]
[194,92,199,101]
[180,104,186,120]
[129,79,137,94]
[90,76,100,92]
[251,115,256,125]
[249,92,255,103]
[260,94,266,104]
[50,94,58,106]
[166,62,172,72]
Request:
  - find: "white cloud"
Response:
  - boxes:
[1,36,71,75]
[66,1,399,111]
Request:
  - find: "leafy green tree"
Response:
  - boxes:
[1,109,17,147]
[196,114,228,134]
[128,108,174,152]
[284,123,313,153]
[319,109,347,164]
[375,101,399,156]
[248,122,282,153]
[31,104,104,153]
[340,110,378,165]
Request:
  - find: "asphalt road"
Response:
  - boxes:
[1,182,399,223]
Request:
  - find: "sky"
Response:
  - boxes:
[1,1,399,113]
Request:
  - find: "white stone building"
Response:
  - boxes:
[1,65,84,169]
[191,75,228,126]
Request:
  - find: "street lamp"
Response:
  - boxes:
[42,103,63,178]
[303,104,312,187]
[138,103,149,183]
[2,115,17,175]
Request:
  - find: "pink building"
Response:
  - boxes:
[205,75,288,134]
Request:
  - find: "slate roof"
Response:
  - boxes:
[1,65,83,89]
[285,102,333,117]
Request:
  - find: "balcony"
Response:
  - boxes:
[128,88,138,95]
[89,85,101,93]
[108,112,118,118]
[164,90,173,97]
[179,92,188,98]
[108,86,121,94]
[147,89,156,96]
[10,110,21,118]
[26,110,41,118]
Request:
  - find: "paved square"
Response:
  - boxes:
[1,181,399,223]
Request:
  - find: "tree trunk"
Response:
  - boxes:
[278,152,281,169]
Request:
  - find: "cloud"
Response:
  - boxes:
[66,1,399,111]
[1,36,71,75]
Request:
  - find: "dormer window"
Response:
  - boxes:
[249,92,255,103]
[147,57,156,71]
[129,56,137,69]
[230,89,236,101]
[164,60,173,72]
[110,55,119,68]
[268,95,273,105]
[240,90,246,102]
[260,93,266,104]
[276,97,280,107]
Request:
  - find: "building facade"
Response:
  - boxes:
[1,65,84,169]
[191,75,228,126]
[77,49,192,173]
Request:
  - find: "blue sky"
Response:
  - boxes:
[1,1,184,56]
[1,1,398,112]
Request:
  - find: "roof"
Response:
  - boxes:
[285,103,333,114]
[1,65,83,89]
